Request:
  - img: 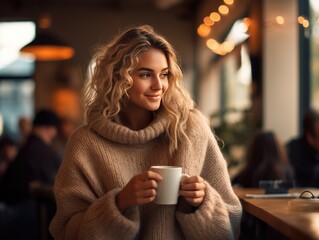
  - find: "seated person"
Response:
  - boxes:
[232,130,294,188]
[0,109,61,240]
[0,136,18,182]
[232,130,294,239]
[52,117,78,160]
[18,116,32,146]
[286,109,319,187]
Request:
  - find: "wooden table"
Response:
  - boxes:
[233,188,319,240]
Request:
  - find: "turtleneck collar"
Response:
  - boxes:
[87,110,168,145]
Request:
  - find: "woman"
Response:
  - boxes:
[50,25,242,240]
[232,130,294,188]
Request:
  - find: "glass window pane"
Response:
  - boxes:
[310,0,319,107]
[0,21,36,140]
[0,79,34,139]
[0,21,35,77]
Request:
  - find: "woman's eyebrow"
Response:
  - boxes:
[137,67,169,72]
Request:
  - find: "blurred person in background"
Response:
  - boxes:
[52,117,79,160]
[232,130,294,188]
[0,136,18,182]
[0,109,61,240]
[286,109,319,187]
[232,130,294,239]
[18,116,32,146]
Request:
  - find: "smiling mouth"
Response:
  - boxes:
[145,94,161,100]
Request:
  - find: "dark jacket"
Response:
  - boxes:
[286,137,319,187]
[0,134,61,204]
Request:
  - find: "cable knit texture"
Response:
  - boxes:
[49,109,242,240]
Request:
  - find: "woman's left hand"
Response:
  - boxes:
[179,176,206,207]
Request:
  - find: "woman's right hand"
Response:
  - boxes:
[116,171,162,212]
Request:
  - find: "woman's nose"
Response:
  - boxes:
[151,76,162,90]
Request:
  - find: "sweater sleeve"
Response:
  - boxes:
[176,121,242,240]
[176,182,242,240]
[49,129,140,240]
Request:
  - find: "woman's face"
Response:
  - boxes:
[126,48,169,114]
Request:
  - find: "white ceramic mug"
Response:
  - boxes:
[150,166,189,205]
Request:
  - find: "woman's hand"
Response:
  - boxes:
[116,171,162,212]
[179,176,206,207]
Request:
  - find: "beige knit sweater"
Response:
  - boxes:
[49,109,242,240]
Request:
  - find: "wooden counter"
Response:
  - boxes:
[233,188,319,240]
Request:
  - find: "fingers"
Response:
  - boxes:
[134,188,157,205]
[180,189,205,199]
[117,170,163,210]
[180,182,206,191]
[134,171,164,204]
[131,179,158,193]
[181,176,205,191]
[179,175,206,207]
[143,170,163,182]
[132,171,162,190]
[181,175,203,185]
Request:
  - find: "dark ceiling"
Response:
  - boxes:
[1,0,250,43]
[3,0,200,10]
[2,0,203,21]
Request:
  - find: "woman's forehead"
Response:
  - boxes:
[135,48,168,69]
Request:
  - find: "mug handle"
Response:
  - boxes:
[181,173,190,182]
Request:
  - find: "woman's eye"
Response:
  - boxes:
[140,73,151,78]
[160,72,169,78]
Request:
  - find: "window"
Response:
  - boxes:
[310,0,319,108]
[0,21,36,140]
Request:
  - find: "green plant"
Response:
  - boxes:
[210,108,260,170]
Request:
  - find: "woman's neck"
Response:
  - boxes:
[119,110,154,131]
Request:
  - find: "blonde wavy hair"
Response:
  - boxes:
[84,25,194,155]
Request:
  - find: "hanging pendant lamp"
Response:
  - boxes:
[20,14,74,61]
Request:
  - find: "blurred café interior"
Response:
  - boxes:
[0,0,318,172]
[1,0,319,239]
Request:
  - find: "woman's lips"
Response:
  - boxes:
[145,94,161,101]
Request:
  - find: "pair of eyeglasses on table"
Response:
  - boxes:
[299,190,319,199]
[288,190,319,211]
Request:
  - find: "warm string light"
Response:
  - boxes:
[197,24,211,37]
[210,12,221,22]
[263,15,312,29]
[197,0,235,38]
[197,0,238,55]
[224,0,234,5]
[198,0,315,55]
[206,39,235,56]
[203,16,214,26]
[276,16,285,25]
[297,16,310,28]
[219,5,229,15]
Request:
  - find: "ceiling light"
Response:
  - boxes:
[20,31,74,61]
[20,14,74,61]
